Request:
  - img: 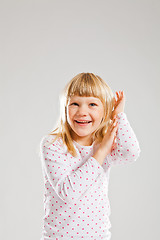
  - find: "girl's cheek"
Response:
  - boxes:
[68,109,76,119]
[93,111,102,117]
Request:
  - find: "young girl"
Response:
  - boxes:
[39,72,141,240]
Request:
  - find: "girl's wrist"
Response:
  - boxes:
[92,146,109,165]
[98,143,110,156]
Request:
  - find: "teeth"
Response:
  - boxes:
[76,120,91,123]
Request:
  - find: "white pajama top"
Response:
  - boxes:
[39,112,141,240]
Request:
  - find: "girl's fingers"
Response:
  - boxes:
[110,119,118,133]
[110,118,116,128]
[116,90,124,99]
[116,92,119,98]
[112,122,118,132]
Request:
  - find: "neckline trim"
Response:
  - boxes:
[73,140,94,148]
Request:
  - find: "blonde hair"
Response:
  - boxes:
[48,72,115,157]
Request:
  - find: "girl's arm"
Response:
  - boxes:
[40,135,105,204]
[103,112,141,168]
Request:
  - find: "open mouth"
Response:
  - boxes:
[75,120,92,125]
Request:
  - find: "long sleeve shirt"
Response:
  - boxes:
[39,112,141,240]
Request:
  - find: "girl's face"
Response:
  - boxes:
[66,95,105,146]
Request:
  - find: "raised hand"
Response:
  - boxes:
[100,115,119,155]
[112,90,126,119]
[93,115,119,164]
[111,131,117,151]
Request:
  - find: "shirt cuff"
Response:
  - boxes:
[89,156,105,175]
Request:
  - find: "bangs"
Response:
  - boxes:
[67,73,106,102]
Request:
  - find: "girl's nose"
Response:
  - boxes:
[77,106,88,116]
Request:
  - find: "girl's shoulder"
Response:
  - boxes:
[40,134,66,153]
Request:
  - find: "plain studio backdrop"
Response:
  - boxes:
[0,0,160,239]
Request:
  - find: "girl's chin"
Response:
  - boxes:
[72,131,93,138]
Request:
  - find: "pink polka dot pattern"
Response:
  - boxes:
[39,112,141,239]
[104,112,141,168]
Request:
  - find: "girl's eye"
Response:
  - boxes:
[70,103,97,106]
[90,103,97,106]
[71,103,79,106]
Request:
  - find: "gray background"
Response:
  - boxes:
[0,0,160,239]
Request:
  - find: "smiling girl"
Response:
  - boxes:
[39,72,141,240]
